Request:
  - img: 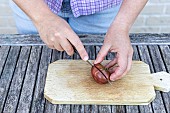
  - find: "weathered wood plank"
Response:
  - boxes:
[73,48,81,60]
[0,33,169,113]
[85,45,96,60]
[159,45,170,113]
[51,49,63,62]
[0,46,10,78]
[3,46,31,113]
[126,105,139,113]
[44,50,62,113]
[159,45,170,72]
[148,45,166,72]
[1,34,170,46]
[57,105,70,113]
[106,52,116,61]
[152,92,167,113]
[44,101,57,113]
[16,46,42,113]
[0,46,20,113]
[138,45,167,113]
[112,106,126,113]
[71,105,84,113]
[138,45,154,73]
[148,45,169,113]
[132,46,140,60]
[137,45,154,113]
[63,51,73,59]
[96,45,107,60]
[139,105,153,113]
[30,46,52,113]
[98,105,112,113]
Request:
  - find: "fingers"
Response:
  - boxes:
[109,51,133,81]
[109,53,128,81]
[114,54,133,80]
[37,16,88,60]
[67,34,89,61]
[46,34,64,51]
[105,58,118,74]
[116,49,133,80]
[53,44,64,51]
[126,53,133,73]
[46,32,87,59]
[60,37,74,56]
[94,44,110,64]
[105,58,117,69]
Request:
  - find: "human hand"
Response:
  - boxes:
[94,25,133,81]
[34,14,88,61]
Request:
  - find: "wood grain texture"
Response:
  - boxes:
[0,46,20,113]
[148,45,168,113]
[44,60,155,105]
[132,46,140,60]
[137,45,154,113]
[3,46,31,113]
[0,34,170,113]
[126,105,139,113]
[0,46,10,78]
[159,45,170,113]
[138,45,166,113]
[30,46,52,113]
[112,106,126,113]
[0,34,170,46]
[16,46,42,113]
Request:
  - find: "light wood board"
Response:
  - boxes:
[44,60,159,105]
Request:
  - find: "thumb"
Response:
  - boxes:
[94,44,110,64]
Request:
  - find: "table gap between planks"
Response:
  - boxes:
[0,34,170,113]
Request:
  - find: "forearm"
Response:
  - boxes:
[13,0,56,23]
[112,0,148,31]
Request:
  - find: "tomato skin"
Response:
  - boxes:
[91,63,111,84]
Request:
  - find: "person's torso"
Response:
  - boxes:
[45,0,122,17]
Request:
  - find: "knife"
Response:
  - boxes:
[70,42,112,85]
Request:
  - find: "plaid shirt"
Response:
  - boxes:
[45,0,122,17]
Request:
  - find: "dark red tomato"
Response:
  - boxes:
[91,63,111,84]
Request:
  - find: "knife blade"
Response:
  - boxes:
[86,60,112,85]
[70,42,112,85]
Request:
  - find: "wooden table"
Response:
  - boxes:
[0,34,170,113]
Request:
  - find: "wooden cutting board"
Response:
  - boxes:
[44,60,170,105]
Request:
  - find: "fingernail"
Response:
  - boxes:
[110,76,116,81]
[83,56,89,61]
